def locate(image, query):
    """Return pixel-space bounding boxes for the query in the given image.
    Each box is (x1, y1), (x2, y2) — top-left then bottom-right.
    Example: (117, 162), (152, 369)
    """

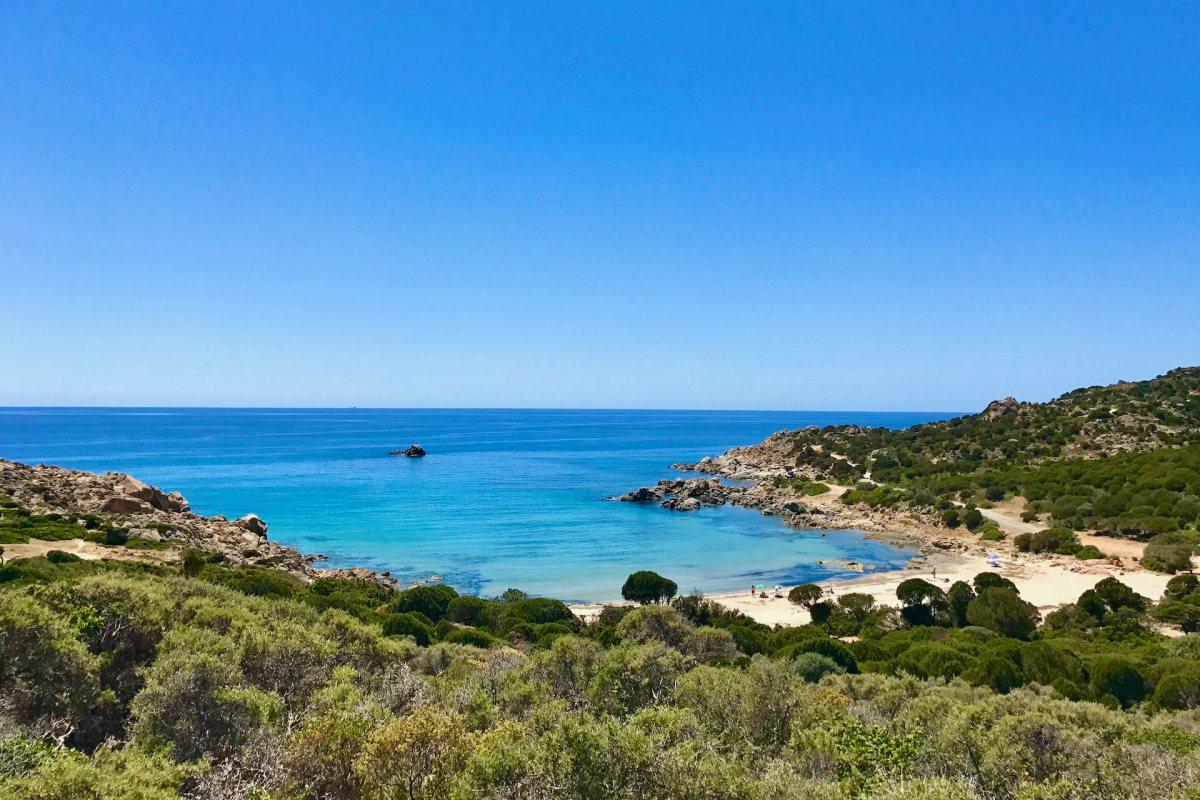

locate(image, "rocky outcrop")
(0, 458), (315, 576)
(390, 445), (426, 457)
(236, 514), (268, 537)
(981, 396), (1020, 420)
(101, 495), (153, 514)
(616, 478), (742, 511)
(672, 429), (811, 481)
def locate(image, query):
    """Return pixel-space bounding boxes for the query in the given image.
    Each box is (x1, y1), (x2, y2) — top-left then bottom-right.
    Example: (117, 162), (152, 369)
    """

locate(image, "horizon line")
(0, 404), (970, 416)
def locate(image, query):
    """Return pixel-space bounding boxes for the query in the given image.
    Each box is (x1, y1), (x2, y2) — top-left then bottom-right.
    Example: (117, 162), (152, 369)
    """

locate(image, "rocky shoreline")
(0, 458), (395, 586)
(615, 452), (970, 558)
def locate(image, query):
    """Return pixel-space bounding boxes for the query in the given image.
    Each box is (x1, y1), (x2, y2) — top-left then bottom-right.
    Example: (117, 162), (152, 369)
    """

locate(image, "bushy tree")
(620, 571), (678, 605)
(966, 588), (1039, 640)
(788, 583), (823, 608)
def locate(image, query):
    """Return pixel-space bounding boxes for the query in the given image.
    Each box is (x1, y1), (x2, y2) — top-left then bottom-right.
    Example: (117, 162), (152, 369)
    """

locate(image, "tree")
(1092, 577), (1149, 614)
(966, 588), (1039, 640)
(896, 578), (948, 627)
(946, 581), (975, 627)
(1141, 532), (1197, 573)
(962, 508), (984, 531)
(446, 596), (488, 627)
(1152, 664), (1200, 710)
(620, 571), (677, 605)
(1165, 573), (1200, 600)
(389, 585), (459, 621)
(808, 601), (834, 625)
(787, 583), (823, 609)
(973, 572), (1018, 594)
(1152, 600), (1200, 633)
(1086, 655), (1147, 708)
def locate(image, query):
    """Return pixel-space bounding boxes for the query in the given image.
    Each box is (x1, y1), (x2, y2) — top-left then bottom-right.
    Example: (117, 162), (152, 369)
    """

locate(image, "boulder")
(235, 514), (268, 537)
(669, 497), (702, 511)
(389, 444), (427, 457)
(165, 491), (190, 513)
(101, 496), (152, 514)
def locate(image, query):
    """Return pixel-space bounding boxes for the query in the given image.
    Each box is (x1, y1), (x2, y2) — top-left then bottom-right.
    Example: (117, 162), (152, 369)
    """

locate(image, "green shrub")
(1142, 531), (1197, 573)
(442, 627), (497, 648)
(389, 584), (459, 621)
(382, 612), (434, 645)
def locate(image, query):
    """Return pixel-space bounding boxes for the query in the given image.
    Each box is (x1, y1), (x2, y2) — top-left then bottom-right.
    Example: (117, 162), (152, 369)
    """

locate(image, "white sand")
(571, 549), (1179, 627)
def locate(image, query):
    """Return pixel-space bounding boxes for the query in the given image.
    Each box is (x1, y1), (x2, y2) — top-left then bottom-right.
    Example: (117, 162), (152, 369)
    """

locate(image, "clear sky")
(2, 3), (1197, 411)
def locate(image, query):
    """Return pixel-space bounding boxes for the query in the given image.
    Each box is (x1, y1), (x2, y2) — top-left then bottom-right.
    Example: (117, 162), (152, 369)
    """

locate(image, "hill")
(681, 368), (1200, 564)
(703, 367), (1200, 484)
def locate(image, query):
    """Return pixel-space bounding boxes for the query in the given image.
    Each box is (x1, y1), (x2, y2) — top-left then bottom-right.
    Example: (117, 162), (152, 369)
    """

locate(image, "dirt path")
(0, 538), (175, 565)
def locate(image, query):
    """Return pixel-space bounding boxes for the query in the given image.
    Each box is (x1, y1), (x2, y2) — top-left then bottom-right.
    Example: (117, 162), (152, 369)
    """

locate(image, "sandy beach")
(703, 548), (1174, 626)
(570, 492), (1184, 627)
(572, 547), (1176, 626)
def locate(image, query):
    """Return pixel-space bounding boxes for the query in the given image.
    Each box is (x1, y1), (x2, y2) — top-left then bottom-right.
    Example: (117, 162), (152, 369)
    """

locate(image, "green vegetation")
(783, 369), (1200, 570)
(2, 549), (1200, 799)
(771, 475), (830, 495)
(620, 569), (678, 605)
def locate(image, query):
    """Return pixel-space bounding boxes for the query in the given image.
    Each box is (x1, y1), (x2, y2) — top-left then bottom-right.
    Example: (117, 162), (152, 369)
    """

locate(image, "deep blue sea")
(0, 408), (957, 602)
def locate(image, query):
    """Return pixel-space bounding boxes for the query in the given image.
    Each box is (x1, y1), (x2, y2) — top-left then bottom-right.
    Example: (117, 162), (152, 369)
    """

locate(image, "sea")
(0, 407), (958, 602)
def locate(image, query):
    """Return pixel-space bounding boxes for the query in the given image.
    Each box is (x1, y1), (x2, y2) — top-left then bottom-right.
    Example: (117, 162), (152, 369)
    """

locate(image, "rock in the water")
(389, 444), (426, 457)
(667, 497), (702, 511)
(236, 514), (268, 537)
(615, 487), (659, 503)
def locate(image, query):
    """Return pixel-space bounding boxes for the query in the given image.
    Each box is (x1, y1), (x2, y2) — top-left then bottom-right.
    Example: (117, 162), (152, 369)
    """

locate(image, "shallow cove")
(0, 407), (957, 602)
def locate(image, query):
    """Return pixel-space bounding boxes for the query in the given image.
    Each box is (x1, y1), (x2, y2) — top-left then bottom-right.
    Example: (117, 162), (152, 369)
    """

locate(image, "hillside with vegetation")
(705, 368), (1200, 572)
(3, 529), (1200, 797)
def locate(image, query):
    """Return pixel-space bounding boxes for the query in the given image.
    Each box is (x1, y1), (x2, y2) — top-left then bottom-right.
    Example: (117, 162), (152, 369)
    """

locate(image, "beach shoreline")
(570, 542), (1175, 626)
(585, 464), (1183, 625)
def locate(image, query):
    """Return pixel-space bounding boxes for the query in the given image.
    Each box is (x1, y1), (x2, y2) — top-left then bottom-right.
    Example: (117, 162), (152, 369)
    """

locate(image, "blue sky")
(2, 3), (1197, 410)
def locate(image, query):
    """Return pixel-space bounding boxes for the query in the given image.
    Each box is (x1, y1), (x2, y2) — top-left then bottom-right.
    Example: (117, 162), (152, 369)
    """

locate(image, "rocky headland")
(0, 458), (393, 586)
(614, 471), (960, 554)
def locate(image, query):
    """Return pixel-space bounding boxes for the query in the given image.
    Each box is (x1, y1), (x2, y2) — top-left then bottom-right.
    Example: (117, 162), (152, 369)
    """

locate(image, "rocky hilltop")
(675, 366), (1200, 487)
(0, 458), (388, 584)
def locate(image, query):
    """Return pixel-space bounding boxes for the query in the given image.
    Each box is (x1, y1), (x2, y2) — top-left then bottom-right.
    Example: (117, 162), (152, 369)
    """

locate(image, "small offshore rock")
(390, 444), (426, 457)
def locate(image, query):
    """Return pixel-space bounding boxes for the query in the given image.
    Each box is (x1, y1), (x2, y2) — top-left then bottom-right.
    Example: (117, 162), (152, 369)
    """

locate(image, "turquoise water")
(0, 408), (956, 602)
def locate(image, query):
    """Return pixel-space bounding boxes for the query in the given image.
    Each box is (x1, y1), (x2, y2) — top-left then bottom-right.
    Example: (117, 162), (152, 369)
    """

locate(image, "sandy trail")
(0, 538), (175, 564)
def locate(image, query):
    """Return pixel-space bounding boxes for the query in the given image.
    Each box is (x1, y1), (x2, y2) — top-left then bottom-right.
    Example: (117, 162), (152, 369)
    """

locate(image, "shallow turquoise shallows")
(0, 408), (957, 602)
